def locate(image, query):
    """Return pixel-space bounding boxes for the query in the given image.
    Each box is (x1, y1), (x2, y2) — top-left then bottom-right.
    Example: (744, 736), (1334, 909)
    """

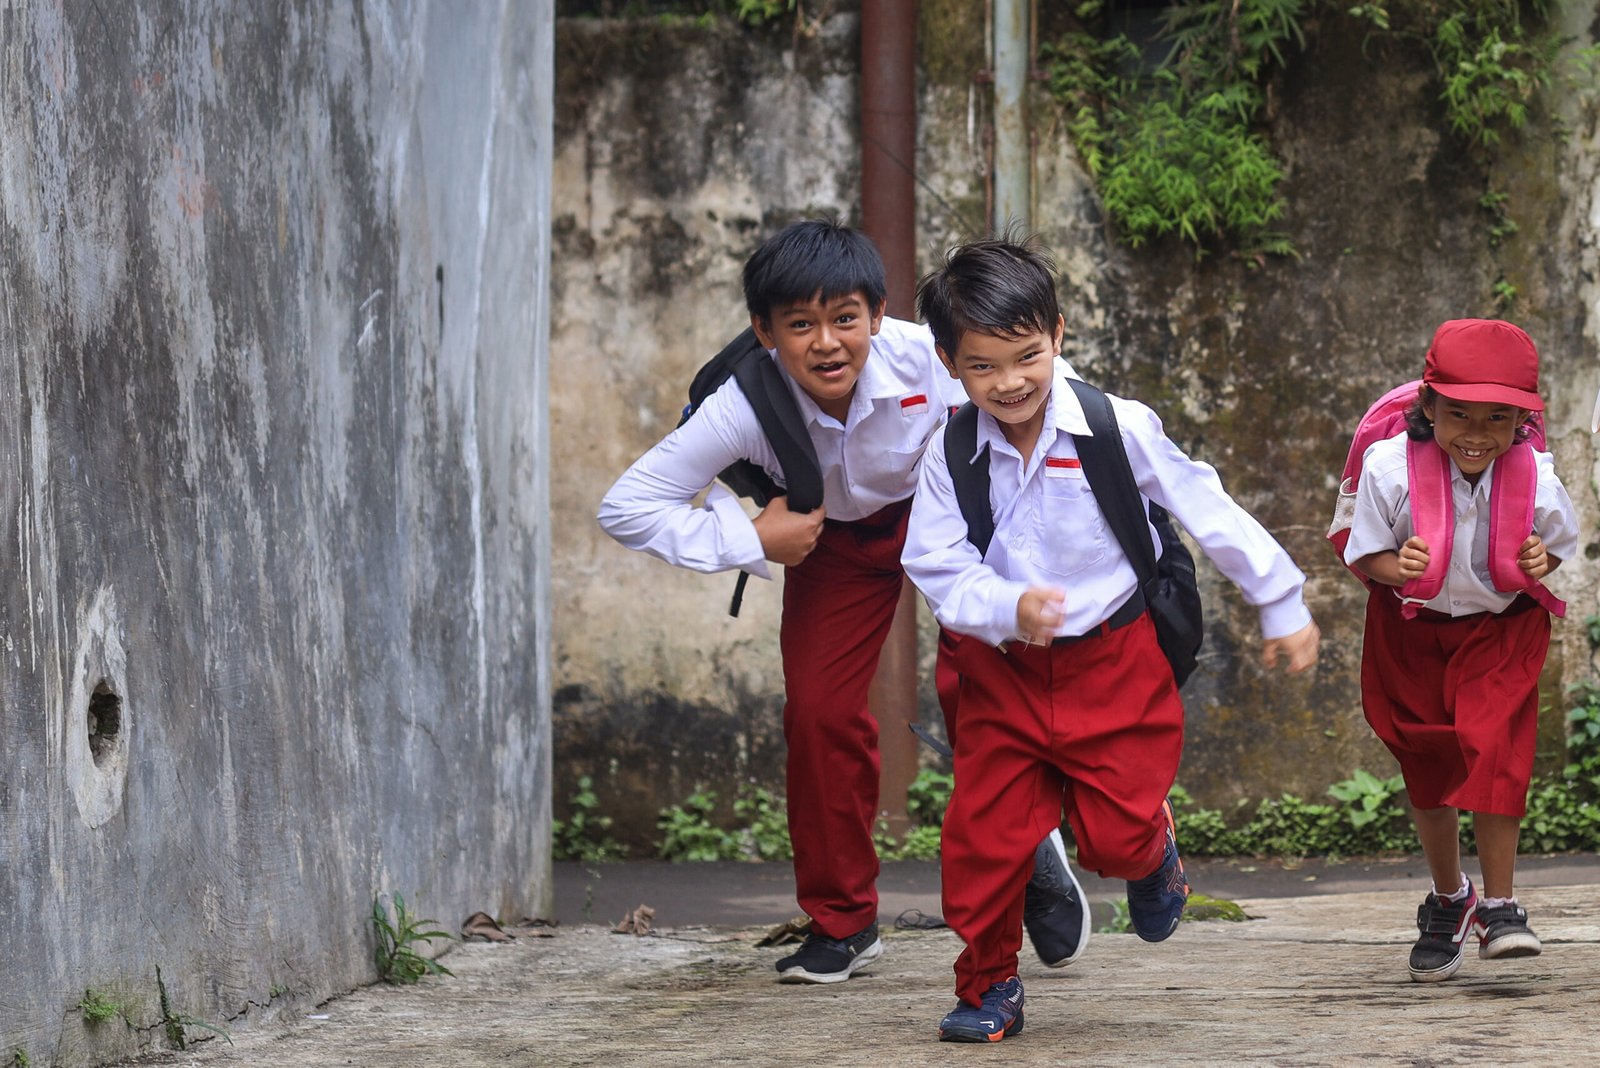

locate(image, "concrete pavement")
(118, 862), (1600, 1067)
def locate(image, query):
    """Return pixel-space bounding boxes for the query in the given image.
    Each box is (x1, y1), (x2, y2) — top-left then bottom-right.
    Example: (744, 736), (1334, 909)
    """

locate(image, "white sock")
(1433, 874), (1471, 902)
(1481, 895), (1517, 909)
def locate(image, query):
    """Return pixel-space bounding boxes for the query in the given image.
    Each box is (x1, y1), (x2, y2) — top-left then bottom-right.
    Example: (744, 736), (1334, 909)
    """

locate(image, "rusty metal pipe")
(860, 0), (917, 318)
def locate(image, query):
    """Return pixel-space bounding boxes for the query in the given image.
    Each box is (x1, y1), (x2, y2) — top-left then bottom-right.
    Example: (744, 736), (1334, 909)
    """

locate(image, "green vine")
(1044, 0), (1584, 263)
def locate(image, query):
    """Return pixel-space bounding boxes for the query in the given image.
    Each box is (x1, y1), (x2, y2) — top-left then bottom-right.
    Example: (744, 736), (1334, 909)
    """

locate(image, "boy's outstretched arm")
(1261, 620), (1320, 674)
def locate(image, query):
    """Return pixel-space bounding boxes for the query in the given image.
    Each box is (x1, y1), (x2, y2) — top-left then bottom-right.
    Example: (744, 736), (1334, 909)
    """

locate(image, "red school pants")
(942, 612), (1184, 1006)
(1361, 591), (1550, 817)
(780, 498), (913, 938)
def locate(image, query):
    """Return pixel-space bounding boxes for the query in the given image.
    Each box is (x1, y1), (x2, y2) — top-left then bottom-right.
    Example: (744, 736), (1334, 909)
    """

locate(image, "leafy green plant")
(1585, 613), (1600, 651)
(1326, 768), (1407, 829)
(553, 775), (622, 861)
(657, 789), (742, 861)
(730, 0), (794, 26)
(656, 785), (795, 860)
(77, 989), (125, 1025)
(906, 769), (954, 827)
(733, 786), (793, 860)
(1098, 898), (1132, 934)
(372, 893), (455, 985)
(10, 1049), (29, 1068)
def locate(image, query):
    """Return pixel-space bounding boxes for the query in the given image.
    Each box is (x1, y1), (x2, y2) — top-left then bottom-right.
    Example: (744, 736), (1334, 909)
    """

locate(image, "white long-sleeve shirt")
(902, 360), (1312, 648)
(598, 316), (967, 580)
(1342, 432), (1579, 616)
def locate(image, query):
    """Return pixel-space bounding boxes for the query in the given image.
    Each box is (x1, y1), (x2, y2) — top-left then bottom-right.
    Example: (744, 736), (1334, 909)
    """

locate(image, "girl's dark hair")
(742, 219), (887, 323)
(915, 231), (1060, 357)
(1406, 385), (1538, 442)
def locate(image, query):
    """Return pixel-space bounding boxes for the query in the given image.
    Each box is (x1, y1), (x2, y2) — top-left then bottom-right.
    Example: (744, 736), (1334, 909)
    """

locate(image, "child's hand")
(753, 496), (826, 566)
(1396, 536), (1430, 582)
(1262, 620), (1320, 674)
(1518, 534), (1551, 580)
(1015, 586), (1067, 645)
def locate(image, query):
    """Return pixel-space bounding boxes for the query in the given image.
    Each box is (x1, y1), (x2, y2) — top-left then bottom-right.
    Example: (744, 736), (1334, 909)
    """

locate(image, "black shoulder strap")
(1067, 378), (1157, 587)
(943, 402), (995, 557)
(730, 338), (824, 515)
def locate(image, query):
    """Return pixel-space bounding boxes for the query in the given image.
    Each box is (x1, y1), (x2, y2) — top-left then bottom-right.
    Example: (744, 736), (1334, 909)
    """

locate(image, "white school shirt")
(902, 360), (1312, 649)
(1341, 433), (1580, 616)
(598, 316), (967, 580)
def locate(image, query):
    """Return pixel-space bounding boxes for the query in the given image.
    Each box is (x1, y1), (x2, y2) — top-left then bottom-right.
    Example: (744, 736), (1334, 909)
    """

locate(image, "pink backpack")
(1327, 380), (1564, 618)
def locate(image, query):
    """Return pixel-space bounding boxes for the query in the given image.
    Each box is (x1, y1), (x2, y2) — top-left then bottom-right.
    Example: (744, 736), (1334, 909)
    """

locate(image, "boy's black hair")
(742, 219), (887, 324)
(915, 232), (1061, 357)
(1406, 385), (1536, 442)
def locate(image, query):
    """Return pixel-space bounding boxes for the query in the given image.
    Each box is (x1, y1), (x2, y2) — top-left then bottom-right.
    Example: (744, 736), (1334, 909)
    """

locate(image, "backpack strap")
(729, 342), (824, 514)
(1402, 438), (1565, 618)
(943, 402), (995, 556)
(1067, 379), (1158, 591)
(1488, 444), (1566, 617)
(1400, 437), (1455, 616)
(700, 333), (824, 618)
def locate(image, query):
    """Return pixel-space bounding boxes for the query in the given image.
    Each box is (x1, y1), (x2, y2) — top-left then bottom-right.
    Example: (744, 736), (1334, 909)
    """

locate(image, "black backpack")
(679, 327), (824, 616)
(943, 376), (1204, 688)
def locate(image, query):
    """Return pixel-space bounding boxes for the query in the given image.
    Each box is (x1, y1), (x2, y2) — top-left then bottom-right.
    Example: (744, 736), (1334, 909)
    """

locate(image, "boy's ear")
(750, 314), (775, 350)
(1051, 314), (1065, 354)
(935, 344), (960, 379)
(868, 300), (885, 335)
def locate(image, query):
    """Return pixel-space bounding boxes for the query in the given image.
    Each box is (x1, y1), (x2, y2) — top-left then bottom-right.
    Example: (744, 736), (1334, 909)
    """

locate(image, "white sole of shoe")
(777, 938), (883, 984)
(1480, 931), (1542, 960)
(1408, 948), (1465, 983)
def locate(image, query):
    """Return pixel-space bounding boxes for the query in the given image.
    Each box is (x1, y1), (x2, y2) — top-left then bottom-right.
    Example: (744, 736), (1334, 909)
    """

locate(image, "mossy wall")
(551, 8), (1600, 849)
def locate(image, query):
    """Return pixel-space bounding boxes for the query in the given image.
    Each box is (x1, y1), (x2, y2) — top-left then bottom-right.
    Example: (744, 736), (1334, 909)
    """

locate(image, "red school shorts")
(1360, 590), (1551, 817)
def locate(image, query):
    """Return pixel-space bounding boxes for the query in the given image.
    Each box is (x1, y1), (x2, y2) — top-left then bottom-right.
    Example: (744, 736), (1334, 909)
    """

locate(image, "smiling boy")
(600, 220), (1099, 984)
(902, 235), (1320, 1041)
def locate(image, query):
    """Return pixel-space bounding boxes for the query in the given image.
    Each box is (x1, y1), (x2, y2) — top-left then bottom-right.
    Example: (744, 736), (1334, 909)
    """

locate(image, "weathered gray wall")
(550, 8), (1600, 845)
(0, 2), (553, 1065)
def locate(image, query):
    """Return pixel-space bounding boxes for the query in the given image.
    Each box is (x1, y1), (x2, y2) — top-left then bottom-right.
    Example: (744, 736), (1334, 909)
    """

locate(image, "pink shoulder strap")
(1401, 439), (1564, 618)
(1399, 438), (1453, 614)
(1488, 444), (1566, 617)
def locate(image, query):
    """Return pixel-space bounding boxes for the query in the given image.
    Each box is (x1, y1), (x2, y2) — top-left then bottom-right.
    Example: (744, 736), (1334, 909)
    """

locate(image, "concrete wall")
(550, 8), (1600, 847)
(0, 2), (553, 1064)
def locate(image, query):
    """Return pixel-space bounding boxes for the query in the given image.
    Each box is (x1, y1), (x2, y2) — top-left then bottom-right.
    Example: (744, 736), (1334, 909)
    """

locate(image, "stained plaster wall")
(551, 7), (1600, 846)
(0, 2), (553, 1065)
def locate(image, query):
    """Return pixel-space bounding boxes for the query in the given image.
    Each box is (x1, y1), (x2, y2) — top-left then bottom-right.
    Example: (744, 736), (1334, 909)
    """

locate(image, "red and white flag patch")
(899, 393), (929, 416)
(1045, 456), (1083, 478)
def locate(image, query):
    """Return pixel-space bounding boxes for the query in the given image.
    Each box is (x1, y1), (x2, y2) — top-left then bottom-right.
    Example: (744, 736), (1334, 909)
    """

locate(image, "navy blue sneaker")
(1409, 880), (1477, 982)
(775, 922), (882, 984)
(938, 976), (1025, 1043)
(1023, 828), (1090, 967)
(1126, 799), (1188, 943)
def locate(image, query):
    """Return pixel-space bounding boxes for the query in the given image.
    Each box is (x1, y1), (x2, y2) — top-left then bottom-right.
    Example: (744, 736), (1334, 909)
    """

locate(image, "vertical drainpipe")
(861, 0), (920, 835)
(992, 0), (1030, 231)
(861, 0), (918, 317)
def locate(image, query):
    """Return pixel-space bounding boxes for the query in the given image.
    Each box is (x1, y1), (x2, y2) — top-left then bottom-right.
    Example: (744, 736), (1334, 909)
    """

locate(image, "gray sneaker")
(1023, 828), (1090, 967)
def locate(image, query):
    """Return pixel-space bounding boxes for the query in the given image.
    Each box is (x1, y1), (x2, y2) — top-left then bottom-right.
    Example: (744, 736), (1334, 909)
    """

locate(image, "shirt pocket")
(1029, 476), (1110, 579)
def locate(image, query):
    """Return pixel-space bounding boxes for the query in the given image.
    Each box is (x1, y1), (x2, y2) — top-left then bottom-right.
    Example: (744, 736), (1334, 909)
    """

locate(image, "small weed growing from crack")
(155, 965), (232, 1051)
(77, 989), (126, 1025)
(373, 892), (455, 985)
(11, 1049), (31, 1068)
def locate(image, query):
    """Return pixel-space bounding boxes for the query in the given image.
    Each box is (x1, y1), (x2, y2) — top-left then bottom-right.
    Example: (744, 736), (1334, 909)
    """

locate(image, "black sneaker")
(1023, 828), (1090, 967)
(775, 922), (883, 984)
(938, 975), (1025, 1043)
(1408, 880), (1477, 982)
(1476, 901), (1542, 960)
(1126, 799), (1189, 943)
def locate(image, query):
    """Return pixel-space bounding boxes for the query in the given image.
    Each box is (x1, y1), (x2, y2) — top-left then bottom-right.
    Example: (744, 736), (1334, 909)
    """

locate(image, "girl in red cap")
(1343, 319), (1580, 982)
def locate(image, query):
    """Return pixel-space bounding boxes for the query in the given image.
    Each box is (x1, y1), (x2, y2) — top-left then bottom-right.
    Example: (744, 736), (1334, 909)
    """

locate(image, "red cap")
(1423, 319), (1543, 412)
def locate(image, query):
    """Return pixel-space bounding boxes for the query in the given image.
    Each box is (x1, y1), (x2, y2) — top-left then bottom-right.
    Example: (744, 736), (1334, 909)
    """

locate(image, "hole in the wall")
(88, 681), (122, 768)
(436, 263), (445, 340)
